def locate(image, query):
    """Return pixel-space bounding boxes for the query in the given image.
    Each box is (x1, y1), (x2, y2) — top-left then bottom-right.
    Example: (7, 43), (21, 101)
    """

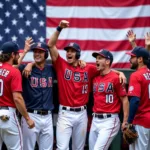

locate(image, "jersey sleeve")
(87, 64), (99, 79)
(114, 75), (127, 97)
(128, 73), (141, 97)
(11, 69), (22, 92)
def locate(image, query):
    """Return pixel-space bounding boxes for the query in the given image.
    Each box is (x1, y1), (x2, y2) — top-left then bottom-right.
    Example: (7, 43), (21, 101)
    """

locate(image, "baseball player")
(89, 49), (129, 150)
(0, 41), (35, 150)
(18, 41), (55, 150)
(126, 46), (150, 150)
(127, 30), (150, 69)
(47, 20), (127, 150)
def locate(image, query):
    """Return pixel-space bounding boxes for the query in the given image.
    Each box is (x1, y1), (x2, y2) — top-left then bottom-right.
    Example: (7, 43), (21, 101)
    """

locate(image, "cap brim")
(64, 46), (78, 51)
(31, 47), (46, 52)
(18, 50), (24, 53)
(126, 52), (136, 56)
(92, 52), (106, 58)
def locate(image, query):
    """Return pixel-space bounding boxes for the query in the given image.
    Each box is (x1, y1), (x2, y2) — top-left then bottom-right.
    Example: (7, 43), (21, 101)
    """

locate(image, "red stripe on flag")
(47, 0), (150, 7)
(46, 39), (145, 51)
(47, 17), (150, 29)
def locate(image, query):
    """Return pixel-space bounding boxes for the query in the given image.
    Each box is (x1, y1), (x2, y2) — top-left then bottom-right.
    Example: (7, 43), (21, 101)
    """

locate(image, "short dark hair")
(0, 53), (11, 63)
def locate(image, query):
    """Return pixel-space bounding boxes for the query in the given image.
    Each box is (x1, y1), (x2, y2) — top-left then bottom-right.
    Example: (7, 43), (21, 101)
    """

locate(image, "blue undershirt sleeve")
(128, 96), (140, 123)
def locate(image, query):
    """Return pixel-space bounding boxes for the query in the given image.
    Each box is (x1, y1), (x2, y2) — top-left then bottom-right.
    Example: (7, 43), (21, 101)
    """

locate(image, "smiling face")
(96, 55), (111, 71)
(66, 48), (77, 64)
(33, 49), (45, 64)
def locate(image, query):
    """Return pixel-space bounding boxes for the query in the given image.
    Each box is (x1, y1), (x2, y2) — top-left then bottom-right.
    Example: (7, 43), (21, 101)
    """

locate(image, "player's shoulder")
(109, 70), (119, 79)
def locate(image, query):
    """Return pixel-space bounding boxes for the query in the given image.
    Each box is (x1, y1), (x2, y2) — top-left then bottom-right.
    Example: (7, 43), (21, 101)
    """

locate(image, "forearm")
(48, 29), (61, 48)
(130, 41), (137, 49)
(14, 52), (27, 68)
(145, 45), (150, 52)
(14, 97), (30, 121)
(121, 96), (129, 123)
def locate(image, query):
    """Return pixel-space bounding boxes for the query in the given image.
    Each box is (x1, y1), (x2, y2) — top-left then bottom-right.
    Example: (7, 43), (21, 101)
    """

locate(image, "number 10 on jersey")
(106, 94), (114, 103)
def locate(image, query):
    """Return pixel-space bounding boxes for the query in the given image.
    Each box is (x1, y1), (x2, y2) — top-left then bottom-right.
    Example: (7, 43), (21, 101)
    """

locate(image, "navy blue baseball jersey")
(19, 64), (56, 110)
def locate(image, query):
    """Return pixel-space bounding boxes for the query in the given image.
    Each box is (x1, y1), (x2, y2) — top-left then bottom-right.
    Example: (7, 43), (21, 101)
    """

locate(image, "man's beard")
(13, 58), (18, 65)
(130, 62), (138, 69)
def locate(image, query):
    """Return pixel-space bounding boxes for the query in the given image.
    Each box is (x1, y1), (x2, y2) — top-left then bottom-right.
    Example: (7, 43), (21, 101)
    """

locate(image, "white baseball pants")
(0, 107), (23, 150)
(89, 114), (120, 150)
(130, 125), (150, 150)
(56, 105), (88, 150)
(21, 113), (53, 150)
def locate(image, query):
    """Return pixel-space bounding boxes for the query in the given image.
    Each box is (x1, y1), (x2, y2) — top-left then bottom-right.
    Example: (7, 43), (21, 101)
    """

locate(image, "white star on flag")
(12, 4), (17, 10)
(11, 35), (18, 42)
(32, 13), (38, 19)
(12, 19), (17, 25)
(32, 29), (38, 35)
(5, 27), (10, 34)
(5, 11), (10, 17)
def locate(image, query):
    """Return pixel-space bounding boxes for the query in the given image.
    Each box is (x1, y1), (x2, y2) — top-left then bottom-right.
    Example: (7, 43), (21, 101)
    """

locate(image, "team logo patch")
(37, 42), (42, 47)
(129, 86), (134, 92)
(69, 42), (74, 46)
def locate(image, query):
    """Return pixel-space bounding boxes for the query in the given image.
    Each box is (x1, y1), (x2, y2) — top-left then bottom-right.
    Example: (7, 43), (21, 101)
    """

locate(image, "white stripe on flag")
(46, 27), (150, 41)
(46, 5), (150, 18)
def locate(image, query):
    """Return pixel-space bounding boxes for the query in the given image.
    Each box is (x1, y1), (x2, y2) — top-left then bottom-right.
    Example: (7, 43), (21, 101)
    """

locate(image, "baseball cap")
(30, 42), (49, 52)
(126, 46), (149, 59)
(64, 42), (81, 52)
(92, 49), (113, 62)
(0, 41), (20, 54)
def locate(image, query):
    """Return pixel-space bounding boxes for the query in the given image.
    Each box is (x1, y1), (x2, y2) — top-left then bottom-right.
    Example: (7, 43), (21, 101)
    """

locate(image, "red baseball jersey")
(53, 55), (98, 107)
(93, 71), (127, 113)
(0, 63), (22, 107)
(128, 67), (150, 128)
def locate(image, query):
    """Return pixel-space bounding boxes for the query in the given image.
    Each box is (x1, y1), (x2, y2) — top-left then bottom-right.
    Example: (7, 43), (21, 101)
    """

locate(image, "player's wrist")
(25, 116), (30, 121)
(56, 26), (62, 32)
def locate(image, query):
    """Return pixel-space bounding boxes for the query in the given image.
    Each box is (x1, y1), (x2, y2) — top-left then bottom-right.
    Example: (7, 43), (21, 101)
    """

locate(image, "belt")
(62, 106), (86, 112)
(93, 113), (111, 119)
(27, 109), (51, 115)
(0, 106), (9, 110)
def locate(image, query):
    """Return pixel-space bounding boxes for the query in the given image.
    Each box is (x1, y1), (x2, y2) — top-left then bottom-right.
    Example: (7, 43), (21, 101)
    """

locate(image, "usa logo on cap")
(37, 42), (42, 48)
(69, 43), (74, 46)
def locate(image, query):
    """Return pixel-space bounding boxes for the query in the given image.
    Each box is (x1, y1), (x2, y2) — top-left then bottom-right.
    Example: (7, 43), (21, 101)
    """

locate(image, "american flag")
(0, 0), (150, 68)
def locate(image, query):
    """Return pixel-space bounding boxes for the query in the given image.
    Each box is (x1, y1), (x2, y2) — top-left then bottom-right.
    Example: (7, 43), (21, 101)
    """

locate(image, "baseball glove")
(0, 115), (10, 122)
(123, 124), (138, 144)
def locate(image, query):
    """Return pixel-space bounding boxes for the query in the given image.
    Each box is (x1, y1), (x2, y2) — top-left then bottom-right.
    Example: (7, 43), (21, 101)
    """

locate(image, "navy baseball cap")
(92, 49), (113, 62)
(0, 41), (20, 54)
(30, 42), (49, 52)
(126, 46), (149, 59)
(64, 42), (81, 52)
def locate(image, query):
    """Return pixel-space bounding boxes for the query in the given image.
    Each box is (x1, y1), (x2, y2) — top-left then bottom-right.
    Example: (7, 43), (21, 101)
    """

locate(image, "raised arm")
(48, 20), (69, 62)
(145, 32), (150, 51)
(14, 37), (34, 68)
(126, 30), (137, 48)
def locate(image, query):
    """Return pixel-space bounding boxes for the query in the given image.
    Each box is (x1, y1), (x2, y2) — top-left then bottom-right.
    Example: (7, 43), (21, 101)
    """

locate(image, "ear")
(11, 52), (15, 58)
(137, 57), (143, 63)
(106, 59), (111, 65)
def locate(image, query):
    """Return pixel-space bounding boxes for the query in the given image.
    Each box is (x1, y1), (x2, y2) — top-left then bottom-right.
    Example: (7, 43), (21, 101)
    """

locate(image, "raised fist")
(59, 20), (69, 28)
